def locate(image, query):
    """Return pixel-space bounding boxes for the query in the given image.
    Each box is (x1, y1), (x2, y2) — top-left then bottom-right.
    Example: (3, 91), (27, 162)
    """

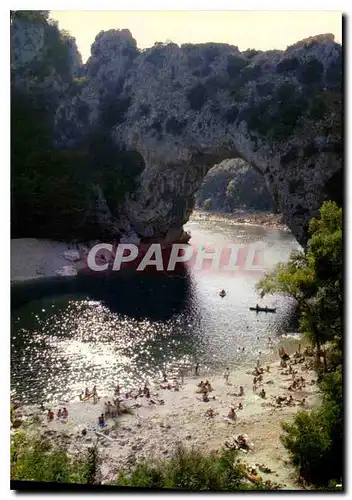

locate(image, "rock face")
(53, 31), (342, 246)
(11, 15), (83, 107)
(11, 18), (341, 246)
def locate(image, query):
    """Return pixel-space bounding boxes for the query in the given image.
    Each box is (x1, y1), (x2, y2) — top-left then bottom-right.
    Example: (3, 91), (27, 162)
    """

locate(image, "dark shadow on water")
(11, 268), (194, 321)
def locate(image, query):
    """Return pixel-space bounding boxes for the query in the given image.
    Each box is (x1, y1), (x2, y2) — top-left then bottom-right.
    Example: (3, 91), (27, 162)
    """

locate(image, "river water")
(11, 213), (301, 405)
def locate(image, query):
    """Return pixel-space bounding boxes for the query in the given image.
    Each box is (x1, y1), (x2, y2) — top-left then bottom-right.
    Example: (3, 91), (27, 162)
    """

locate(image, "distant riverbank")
(193, 210), (288, 231)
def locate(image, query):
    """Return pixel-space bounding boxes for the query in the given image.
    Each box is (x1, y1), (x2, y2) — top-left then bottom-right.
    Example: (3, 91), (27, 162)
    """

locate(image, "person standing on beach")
(195, 363), (200, 376)
(224, 367), (230, 384)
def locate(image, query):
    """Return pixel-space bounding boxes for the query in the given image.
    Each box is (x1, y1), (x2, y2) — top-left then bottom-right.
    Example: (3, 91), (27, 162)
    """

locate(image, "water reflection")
(11, 217), (300, 405)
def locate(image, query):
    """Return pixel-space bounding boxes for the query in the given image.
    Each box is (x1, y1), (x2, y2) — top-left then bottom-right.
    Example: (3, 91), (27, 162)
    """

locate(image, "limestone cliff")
(11, 16), (341, 246)
(54, 31), (342, 246)
(11, 13), (83, 107)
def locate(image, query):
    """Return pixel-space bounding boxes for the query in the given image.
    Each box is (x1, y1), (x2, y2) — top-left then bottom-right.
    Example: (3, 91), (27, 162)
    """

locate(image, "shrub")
(276, 83), (297, 102)
(281, 409), (332, 485)
(288, 178), (304, 193)
(281, 146), (299, 165)
(297, 57), (324, 86)
(281, 367), (343, 487)
(237, 65), (262, 84)
(226, 55), (247, 78)
(11, 10), (50, 22)
(238, 101), (272, 136)
(70, 76), (86, 96)
(325, 59), (342, 89)
(100, 95), (131, 128)
(150, 120), (162, 134)
(187, 53), (203, 68)
(138, 104), (151, 118)
(256, 82), (273, 98)
(165, 117), (186, 135)
(122, 46), (138, 59)
(193, 66), (212, 77)
(110, 446), (279, 491)
(276, 57), (300, 73)
(270, 97), (309, 141)
(321, 141), (343, 157)
(303, 142), (319, 157)
(76, 100), (90, 122)
(243, 49), (260, 59)
(11, 432), (97, 483)
(187, 83), (208, 111)
(202, 44), (220, 64)
(309, 97), (327, 121)
(145, 45), (166, 67)
(225, 106), (239, 124)
(44, 21), (72, 81)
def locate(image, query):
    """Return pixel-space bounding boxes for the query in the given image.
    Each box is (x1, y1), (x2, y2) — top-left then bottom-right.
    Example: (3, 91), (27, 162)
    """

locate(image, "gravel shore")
(11, 238), (87, 282)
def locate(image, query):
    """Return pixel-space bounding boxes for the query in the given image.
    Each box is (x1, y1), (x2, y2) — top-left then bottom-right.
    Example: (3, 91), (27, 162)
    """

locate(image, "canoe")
(249, 307), (276, 313)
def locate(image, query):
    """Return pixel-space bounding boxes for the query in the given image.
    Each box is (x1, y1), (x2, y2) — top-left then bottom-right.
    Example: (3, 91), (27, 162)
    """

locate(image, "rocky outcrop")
(11, 14), (83, 107)
(53, 31), (342, 246)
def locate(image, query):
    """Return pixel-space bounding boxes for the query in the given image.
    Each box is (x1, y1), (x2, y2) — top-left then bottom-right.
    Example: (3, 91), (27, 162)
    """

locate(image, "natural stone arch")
(54, 30), (342, 246)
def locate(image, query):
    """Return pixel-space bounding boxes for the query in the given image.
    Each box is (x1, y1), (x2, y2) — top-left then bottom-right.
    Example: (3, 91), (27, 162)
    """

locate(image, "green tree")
(256, 201), (342, 354)
(257, 201), (343, 488)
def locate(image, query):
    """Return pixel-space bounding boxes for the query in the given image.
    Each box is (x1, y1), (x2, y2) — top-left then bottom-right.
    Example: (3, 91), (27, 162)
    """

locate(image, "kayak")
(249, 307), (276, 313)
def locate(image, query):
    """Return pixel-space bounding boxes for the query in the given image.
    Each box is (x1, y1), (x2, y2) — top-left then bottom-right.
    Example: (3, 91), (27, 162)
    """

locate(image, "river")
(11, 212), (301, 405)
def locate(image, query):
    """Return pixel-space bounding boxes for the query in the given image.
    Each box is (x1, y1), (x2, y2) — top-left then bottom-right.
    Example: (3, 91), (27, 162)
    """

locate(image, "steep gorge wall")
(11, 18), (342, 246)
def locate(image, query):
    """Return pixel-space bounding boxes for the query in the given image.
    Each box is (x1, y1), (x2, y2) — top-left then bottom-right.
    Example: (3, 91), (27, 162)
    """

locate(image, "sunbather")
(227, 407), (237, 420)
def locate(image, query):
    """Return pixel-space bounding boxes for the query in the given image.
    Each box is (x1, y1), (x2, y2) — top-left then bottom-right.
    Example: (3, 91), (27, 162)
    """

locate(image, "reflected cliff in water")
(12, 267), (193, 321)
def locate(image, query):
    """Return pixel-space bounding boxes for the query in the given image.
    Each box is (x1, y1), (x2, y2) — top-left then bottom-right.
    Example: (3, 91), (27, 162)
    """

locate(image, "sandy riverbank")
(11, 238), (88, 282)
(13, 349), (320, 490)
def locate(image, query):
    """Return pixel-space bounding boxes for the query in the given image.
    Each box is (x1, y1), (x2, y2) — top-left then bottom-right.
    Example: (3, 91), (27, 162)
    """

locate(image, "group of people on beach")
(199, 343), (312, 422)
(94, 378), (169, 427)
(47, 407), (68, 421)
(80, 386), (99, 404)
(270, 345), (311, 407)
(197, 379), (214, 402)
